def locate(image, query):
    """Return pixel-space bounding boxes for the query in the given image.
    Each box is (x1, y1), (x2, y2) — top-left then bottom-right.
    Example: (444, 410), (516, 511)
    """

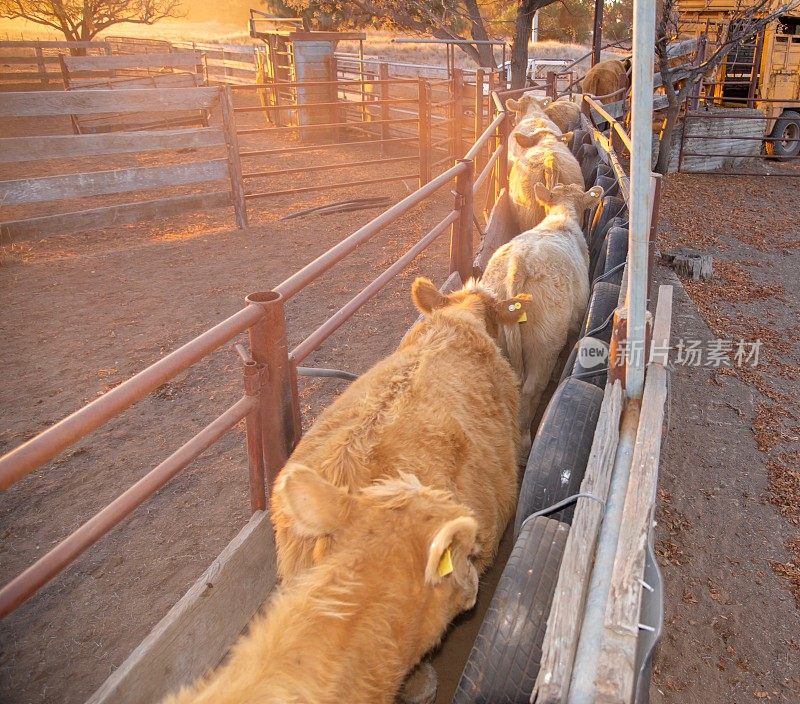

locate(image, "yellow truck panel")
(678, 0), (800, 156)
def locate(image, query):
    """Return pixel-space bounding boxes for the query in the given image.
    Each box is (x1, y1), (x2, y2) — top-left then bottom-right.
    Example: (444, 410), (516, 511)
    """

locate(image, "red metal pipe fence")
(0, 97), (510, 618)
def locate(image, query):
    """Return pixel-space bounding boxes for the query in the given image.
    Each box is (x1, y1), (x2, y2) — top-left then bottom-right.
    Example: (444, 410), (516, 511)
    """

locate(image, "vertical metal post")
(379, 62), (390, 156)
(242, 358), (266, 512)
(546, 70), (557, 99)
(625, 0), (656, 401)
(450, 159), (475, 281)
(220, 86), (249, 230)
(498, 112), (510, 193)
(418, 78), (432, 187)
(474, 68), (485, 143)
(452, 67), (465, 159)
(327, 54), (341, 143)
(245, 292), (301, 491)
(608, 307), (628, 389)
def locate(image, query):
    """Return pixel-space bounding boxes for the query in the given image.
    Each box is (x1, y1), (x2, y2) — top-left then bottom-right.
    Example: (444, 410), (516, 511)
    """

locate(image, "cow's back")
(510, 140), (584, 232)
(271, 323), (519, 579)
(581, 59), (628, 103)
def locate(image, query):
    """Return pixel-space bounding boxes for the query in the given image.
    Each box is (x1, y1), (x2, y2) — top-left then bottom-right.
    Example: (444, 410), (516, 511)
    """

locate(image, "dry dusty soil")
(650, 174), (800, 703)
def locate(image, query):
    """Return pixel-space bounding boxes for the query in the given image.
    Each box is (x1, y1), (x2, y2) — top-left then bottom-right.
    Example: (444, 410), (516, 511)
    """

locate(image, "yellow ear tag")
(438, 547), (454, 577)
(518, 311), (528, 323)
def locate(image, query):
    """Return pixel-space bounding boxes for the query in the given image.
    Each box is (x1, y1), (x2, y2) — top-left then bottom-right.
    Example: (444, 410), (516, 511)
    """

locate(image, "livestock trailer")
(679, 0), (800, 156)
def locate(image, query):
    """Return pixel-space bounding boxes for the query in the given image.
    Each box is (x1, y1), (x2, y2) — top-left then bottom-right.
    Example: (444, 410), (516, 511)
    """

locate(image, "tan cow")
(506, 93), (561, 165)
(580, 59), (629, 104)
(544, 98), (582, 133)
(163, 468), (481, 704)
(481, 183), (603, 455)
(271, 278), (529, 582)
(509, 128), (584, 232)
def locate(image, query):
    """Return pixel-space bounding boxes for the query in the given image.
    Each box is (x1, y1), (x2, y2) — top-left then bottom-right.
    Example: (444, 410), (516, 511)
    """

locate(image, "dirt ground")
(650, 174), (800, 703)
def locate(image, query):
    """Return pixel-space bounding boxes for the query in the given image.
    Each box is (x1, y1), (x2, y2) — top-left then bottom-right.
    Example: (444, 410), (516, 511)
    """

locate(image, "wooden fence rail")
(0, 40), (111, 86)
(0, 86), (247, 241)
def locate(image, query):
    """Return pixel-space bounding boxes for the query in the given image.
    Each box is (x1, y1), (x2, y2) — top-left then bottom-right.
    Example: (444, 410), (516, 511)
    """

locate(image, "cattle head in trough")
(514, 129), (573, 150)
(279, 464), (481, 625)
(506, 93), (551, 117)
(411, 277), (532, 340)
(533, 183), (604, 221)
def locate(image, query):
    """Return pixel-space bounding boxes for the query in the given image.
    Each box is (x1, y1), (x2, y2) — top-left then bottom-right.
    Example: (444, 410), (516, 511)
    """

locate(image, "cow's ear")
(534, 182), (553, 206)
(493, 293), (533, 326)
(425, 516), (478, 585)
(506, 98), (520, 112)
(560, 130), (574, 144)
(584, 185), (604, 208)
(277, 464), (352, 538)
(515, 131), (548, 149)
(412, 277), (448, 314)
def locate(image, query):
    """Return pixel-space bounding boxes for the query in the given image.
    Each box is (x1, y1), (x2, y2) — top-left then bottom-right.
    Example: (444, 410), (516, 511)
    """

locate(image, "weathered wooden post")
(35, 45), (48, 87)
(379, 62), (390, 156)
(418, 78), (432, 186)
(450, 159), (475, 281)
(220, 86), (249, 229)
(245, 292), (301, 491)
(452, 67), (465, 159)
(647, 173), (663, 297)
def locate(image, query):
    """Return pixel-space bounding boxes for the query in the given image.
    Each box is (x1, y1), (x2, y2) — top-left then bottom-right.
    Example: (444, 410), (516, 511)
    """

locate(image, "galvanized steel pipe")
(624, 0), (656, 400)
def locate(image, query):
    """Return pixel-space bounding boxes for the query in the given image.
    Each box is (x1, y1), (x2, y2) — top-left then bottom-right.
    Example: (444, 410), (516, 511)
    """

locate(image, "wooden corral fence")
(0, 105), (506, 703)
(173, 41), (258, 86)
(59, 51), (208, 133)
(0, 87), (247, 242)
(104, 35), (173, 55)
(0, 39), (111, 87)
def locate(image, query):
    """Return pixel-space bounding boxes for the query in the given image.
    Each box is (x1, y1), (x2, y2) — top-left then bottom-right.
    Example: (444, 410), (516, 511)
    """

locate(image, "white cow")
(481, 183), (603, 456)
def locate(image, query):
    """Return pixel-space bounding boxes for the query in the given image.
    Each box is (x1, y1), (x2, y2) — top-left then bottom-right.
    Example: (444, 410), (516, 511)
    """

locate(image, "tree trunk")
(655, 100), (681, 174)
(464, 0), (495, 67)
(511, 2), (535, 88)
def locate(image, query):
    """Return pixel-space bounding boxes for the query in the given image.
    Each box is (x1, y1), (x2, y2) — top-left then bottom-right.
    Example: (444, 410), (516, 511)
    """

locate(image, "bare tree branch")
(0, 0), (183, 41)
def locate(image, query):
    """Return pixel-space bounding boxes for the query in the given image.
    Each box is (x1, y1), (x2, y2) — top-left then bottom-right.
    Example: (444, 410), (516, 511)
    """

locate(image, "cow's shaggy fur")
(581, 59), (629, 104)
(163, 470), (481, 704)
(506, 93), (561, 165)
(509, 129), (584, 232)
(544, 98), (582, 133)
(271, 278), (529, 581)
(481, 183), (603, 456)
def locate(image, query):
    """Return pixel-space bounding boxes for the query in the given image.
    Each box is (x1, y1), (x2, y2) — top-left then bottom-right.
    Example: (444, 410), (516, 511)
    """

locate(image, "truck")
(679, 0), (800, 157)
